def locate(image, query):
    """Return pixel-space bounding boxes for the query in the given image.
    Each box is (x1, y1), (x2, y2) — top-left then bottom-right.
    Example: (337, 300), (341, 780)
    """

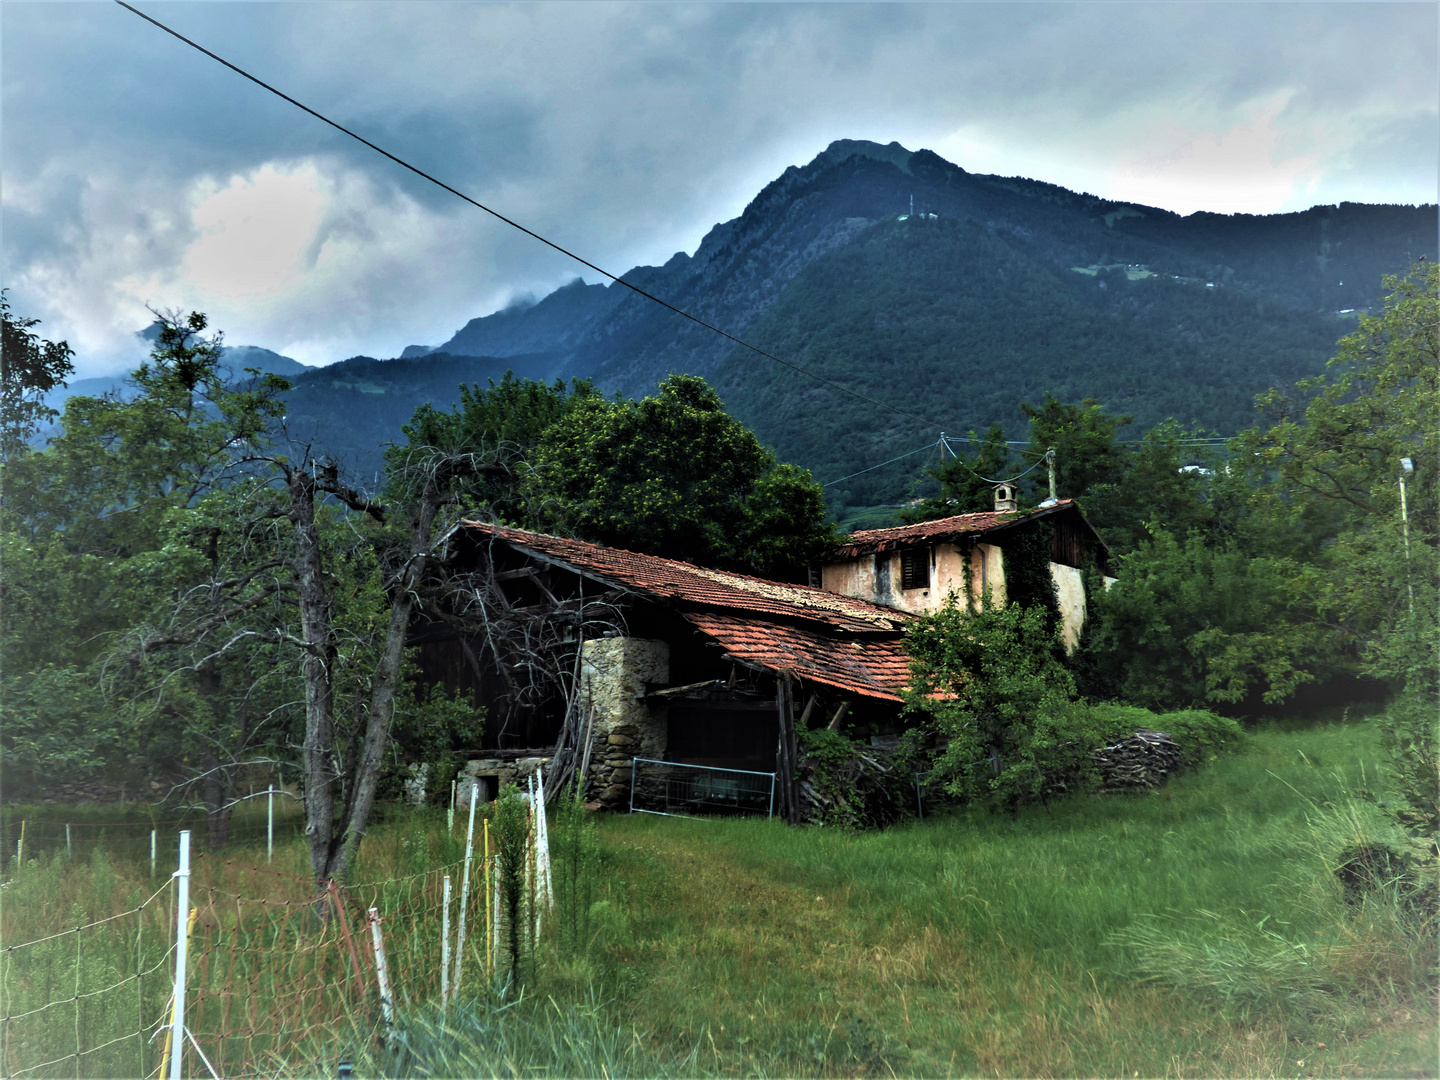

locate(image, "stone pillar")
(578, 637), (669, 808)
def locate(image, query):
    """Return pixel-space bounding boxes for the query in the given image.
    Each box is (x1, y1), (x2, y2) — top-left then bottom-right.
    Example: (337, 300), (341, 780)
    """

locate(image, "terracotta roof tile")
(682, 613), (912, 702)
(461, 522), (912, 633)
(828, 500), (1077, 557)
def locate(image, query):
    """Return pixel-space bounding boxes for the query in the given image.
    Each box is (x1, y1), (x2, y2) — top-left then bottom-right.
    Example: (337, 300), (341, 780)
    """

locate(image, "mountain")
(407, 140), (1432, 507)
(48, 342), (312, 407)
(55, 143), (1430, 505)
(277, 350), (563, 479)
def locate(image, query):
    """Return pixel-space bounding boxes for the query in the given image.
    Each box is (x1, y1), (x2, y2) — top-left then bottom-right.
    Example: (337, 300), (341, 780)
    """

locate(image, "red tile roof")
(457, 522), (916, 701)
(461, 522), (911, 633)
(828, 500), (1078, 557)
(682, 613), (912, 702)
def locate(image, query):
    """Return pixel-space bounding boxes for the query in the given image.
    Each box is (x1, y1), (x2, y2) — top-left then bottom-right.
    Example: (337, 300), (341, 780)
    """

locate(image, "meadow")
(3, 714), (1435, 1078)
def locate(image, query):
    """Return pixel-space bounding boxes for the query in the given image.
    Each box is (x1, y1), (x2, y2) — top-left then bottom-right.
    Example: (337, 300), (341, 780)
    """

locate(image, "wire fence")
(1, 802), (306, 871)
(629, 758), (776, 818)
(1, 878), (176, 1079)
(2, 779), (558, 1079)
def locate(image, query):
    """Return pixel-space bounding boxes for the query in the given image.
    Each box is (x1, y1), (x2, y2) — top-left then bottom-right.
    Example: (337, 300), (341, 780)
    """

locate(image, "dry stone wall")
(578, 637), (670, 808)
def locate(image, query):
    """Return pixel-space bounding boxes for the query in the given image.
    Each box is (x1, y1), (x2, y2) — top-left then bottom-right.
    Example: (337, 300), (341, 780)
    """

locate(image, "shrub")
(1080, 703), (1243, 762)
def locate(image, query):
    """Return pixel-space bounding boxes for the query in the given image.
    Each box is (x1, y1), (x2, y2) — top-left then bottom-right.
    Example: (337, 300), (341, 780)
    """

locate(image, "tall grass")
(5, 718), (1435, 1077)
(580, 719), (1436, 1077)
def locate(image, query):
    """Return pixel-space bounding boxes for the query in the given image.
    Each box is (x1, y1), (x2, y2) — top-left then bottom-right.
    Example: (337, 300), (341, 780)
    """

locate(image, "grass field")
(4, 715), (1436, 1078)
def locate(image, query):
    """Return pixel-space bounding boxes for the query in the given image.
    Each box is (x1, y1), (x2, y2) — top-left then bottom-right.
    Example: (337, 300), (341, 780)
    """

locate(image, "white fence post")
(368, 908), (395, 1034)
(267, 785), (274, 863)
(150, 830), (157, 878)
(65, 824), (72, 860)
(535, 766), (553, 911)
(452, 778), (478, 1002)
(168, 830), (191, 1080)
(440, 874), (452, 1006)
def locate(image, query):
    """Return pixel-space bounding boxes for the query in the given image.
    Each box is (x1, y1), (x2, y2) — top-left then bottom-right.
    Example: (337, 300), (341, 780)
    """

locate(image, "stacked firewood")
(796, 746), (913, 828)
(1091, 729), (1183, 790)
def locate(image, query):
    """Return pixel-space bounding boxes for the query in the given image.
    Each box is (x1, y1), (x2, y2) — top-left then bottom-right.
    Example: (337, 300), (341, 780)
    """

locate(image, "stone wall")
(456, 755), (550, 809)
(578, 637), (670, 808)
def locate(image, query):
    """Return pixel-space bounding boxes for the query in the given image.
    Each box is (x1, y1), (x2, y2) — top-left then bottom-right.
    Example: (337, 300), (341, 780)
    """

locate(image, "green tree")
(0, 310), (290, 811)
(0, 292), (74, 461)
(903, 598), (1078, 810)
(1020, 393), (1133, 504)
(386, 373), (596, 524)
(524, 374), (839, 579)
(1243, 261), (1438, 846)
(900, 423), (1013, 522)
(1075, 529), (1333, 709)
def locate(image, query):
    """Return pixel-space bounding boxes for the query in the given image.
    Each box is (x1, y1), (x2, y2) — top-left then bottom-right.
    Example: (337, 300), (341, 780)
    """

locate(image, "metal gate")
(628, 758), (776, 818)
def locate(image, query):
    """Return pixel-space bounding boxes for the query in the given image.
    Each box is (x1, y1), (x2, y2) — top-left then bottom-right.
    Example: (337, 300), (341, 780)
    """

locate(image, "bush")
(1158, 708), (1246, 760)
(1080, 703), (1243, 762)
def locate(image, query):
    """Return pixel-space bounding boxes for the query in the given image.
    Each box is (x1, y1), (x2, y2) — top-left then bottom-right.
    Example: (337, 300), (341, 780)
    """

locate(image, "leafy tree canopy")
(0, 291), (74, 462)
(523, 374), (839, 579)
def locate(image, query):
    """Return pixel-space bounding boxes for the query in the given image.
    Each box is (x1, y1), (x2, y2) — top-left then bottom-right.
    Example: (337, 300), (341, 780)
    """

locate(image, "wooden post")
(775, 673), (799, 824)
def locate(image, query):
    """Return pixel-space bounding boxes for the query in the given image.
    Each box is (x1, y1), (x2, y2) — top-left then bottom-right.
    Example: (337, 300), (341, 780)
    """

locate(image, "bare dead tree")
(428, 527), (628, 798)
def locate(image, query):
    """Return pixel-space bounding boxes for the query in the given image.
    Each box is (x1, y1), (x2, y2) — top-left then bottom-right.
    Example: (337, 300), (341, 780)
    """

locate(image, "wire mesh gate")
(628, 758), (776, 818)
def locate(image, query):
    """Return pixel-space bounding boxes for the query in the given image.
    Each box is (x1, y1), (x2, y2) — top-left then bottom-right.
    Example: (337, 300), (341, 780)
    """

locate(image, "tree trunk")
(329, 487), (443, 882)
(288, 469), (339, 885)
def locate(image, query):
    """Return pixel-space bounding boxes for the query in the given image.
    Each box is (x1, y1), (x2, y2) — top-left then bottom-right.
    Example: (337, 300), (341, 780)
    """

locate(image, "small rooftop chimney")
(993, 482), (1017, 513)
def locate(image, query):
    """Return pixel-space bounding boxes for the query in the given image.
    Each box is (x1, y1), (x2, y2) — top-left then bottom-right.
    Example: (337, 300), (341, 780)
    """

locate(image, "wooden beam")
(825, 701), (850, 731)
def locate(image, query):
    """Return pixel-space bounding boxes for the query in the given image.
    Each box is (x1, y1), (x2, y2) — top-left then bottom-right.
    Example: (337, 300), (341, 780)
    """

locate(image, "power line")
(822, 440), (941, 487)
(114, 0), (943, 432)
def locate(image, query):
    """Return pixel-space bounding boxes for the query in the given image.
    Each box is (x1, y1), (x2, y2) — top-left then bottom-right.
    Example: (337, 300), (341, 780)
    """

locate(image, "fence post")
(453, 777), (478, 1002)
(483, 818), (494, 981)
(535, 766), (553, 911)
(151, 830), (157, 879)
(66, 824), (72, 860)
(440, 874), (452, 1006)
(168, 830), (191, 1080)
(367, 908), (395, 1036)
(267, 785), (274, 863)
(448, 780), (456, 835)
(16, 820), (24, 866)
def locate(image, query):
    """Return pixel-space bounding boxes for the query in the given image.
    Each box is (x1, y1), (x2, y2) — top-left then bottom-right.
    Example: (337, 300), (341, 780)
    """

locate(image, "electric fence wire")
(113, 0), (945, 434)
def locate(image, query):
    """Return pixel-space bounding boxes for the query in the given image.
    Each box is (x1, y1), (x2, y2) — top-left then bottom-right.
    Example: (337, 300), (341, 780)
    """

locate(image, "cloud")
(3, 2), (1434, 377)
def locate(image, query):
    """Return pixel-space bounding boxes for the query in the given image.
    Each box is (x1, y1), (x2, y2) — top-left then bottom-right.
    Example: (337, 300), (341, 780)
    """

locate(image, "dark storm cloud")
(2, 2), (1434, 374)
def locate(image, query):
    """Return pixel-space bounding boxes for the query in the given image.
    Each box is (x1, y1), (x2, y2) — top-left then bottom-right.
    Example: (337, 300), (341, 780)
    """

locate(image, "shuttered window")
(901, 548), (929, 590)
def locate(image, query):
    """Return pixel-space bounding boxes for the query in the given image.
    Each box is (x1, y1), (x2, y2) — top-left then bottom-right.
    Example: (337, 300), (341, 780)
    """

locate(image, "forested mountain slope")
(150, 140), (1430, 498)
(408, 140), (1432, 505)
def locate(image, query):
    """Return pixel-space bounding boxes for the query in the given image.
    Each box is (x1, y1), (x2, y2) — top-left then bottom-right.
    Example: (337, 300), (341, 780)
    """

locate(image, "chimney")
(993, 482), (1017, 513)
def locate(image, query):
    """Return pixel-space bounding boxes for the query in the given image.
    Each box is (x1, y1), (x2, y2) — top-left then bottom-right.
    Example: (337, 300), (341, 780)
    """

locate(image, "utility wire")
(115, 0), (942, 432)
(822, 440), (941, 487)
(941, 436), (1049, 485)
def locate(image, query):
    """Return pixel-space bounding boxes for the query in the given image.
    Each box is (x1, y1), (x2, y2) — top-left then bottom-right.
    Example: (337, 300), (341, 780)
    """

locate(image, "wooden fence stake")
(368, 908), (395, 1036)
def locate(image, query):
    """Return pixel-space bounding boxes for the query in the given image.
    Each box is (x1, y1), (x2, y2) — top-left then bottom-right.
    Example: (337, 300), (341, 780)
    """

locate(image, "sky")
(3, 1), (1437, 379)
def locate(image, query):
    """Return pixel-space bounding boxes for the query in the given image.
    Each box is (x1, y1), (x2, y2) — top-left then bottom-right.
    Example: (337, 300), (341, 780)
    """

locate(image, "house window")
(901, 548), (929, 590)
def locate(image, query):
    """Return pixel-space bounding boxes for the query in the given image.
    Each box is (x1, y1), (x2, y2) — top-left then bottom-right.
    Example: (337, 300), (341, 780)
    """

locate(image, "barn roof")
(460, 522), (910, 633)
(456, 522), (914, 701)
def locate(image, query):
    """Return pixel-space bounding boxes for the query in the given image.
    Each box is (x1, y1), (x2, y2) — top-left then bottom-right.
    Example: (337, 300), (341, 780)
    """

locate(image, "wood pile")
(1092, 729), (1183, 790)
(797, 748), (911, 827)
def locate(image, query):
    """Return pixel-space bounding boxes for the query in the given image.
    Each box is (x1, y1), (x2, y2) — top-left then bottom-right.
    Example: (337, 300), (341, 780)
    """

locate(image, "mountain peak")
(809, 139), (915, 174)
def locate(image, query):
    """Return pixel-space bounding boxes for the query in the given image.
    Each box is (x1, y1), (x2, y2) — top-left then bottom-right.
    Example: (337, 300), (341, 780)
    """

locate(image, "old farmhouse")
(418, 489), (1109, 818)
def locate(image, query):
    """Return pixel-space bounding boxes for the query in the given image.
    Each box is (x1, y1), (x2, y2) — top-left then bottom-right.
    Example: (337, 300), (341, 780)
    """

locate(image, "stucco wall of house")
(820, 541), (1005, 614)
(1049, 562), (1087, 651)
